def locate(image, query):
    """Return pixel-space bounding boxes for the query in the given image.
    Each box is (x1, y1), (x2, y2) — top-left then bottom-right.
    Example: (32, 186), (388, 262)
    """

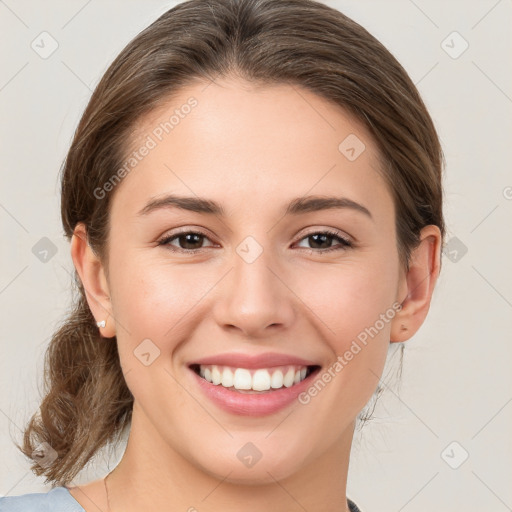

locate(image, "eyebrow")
(138, 194), (372, 219)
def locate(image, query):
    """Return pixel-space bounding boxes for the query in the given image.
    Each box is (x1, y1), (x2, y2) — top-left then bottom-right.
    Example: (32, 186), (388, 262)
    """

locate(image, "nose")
(212, 244), (296, 338)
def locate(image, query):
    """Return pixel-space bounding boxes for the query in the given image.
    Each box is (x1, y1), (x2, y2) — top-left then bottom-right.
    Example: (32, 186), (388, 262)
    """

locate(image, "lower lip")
(189, 367), (320, 417)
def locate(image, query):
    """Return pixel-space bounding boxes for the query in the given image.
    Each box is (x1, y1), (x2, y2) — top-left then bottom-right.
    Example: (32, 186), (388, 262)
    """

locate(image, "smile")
(188, 361), (321, 416)
(190, 364), (319, 393)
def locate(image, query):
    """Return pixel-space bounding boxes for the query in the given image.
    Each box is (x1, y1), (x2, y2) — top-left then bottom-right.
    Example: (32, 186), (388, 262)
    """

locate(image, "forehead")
(110, 78), (394, 225)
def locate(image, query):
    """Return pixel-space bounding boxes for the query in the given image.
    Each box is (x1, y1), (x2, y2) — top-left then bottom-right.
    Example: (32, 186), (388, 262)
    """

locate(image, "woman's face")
(96, 78), (409, 483)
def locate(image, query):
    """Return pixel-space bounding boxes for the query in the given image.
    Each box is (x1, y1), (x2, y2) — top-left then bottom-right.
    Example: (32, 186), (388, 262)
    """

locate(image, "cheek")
(294, 257), (398, 399)
(295, 257), (399, 343)
(110, 246), (398, 346)
(108, 258), (200, 405)
(108, 252), (218, 356)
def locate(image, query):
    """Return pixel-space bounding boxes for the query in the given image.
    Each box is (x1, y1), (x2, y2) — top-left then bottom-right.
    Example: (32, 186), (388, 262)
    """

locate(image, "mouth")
(189, 363), (321, 394)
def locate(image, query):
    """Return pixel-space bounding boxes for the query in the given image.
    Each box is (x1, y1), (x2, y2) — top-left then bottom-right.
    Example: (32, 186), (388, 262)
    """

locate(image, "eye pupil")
(180, 233), (203, 249)
(309, 233), (330, 249)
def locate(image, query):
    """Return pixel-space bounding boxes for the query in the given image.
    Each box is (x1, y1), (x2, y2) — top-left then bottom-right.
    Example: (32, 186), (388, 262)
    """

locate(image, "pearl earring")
(96, 320), (106, 328)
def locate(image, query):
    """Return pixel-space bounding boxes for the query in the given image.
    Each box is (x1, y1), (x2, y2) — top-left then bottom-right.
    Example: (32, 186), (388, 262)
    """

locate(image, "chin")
(192, 442), (311, 485)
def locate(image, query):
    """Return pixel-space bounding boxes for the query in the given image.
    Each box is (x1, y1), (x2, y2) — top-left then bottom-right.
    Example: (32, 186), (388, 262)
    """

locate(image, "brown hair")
(17, 0), (445, 486)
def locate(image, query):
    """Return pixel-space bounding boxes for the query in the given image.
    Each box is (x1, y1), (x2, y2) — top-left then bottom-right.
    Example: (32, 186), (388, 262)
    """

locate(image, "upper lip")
(189, 352), (321, 369)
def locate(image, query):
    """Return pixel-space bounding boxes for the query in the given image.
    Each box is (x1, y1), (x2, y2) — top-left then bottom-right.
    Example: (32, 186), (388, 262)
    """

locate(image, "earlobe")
(70, 223), (116, 338)
(390, 225), (442, 343)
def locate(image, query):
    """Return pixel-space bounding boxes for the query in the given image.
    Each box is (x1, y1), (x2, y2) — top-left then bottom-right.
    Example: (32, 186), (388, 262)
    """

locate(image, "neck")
(107, 406), (354, 512)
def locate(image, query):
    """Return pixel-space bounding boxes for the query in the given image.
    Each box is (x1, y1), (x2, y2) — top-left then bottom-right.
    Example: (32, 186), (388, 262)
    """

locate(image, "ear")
(70, 223), (116, 338)
(390, 225), (442, 343)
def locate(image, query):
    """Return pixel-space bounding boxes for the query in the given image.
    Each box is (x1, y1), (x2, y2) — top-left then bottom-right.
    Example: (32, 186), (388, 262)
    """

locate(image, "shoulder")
(0, 486), (85, 512)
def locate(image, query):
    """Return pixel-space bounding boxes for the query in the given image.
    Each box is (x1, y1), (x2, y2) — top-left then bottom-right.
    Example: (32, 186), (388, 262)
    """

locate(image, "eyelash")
(157, 229), (353, 254)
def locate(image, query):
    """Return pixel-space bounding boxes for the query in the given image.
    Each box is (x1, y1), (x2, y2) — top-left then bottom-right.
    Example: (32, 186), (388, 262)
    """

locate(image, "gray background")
(1, 1), (511, 510)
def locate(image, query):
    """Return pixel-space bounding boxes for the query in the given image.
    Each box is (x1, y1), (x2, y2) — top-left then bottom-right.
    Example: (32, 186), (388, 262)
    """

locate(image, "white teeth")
(221, 367), (234, 387)
(283, 368), (295, 387)
(270, 370), (284, 389)
(233, 368), (252, 390)
(211, 366), (222, 385)
(252, 369), (271, 391)
(197, 364), (311, 391)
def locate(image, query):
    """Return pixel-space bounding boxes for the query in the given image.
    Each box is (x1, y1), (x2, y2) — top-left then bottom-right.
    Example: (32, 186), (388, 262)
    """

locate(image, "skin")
(68, 77), (441, 512)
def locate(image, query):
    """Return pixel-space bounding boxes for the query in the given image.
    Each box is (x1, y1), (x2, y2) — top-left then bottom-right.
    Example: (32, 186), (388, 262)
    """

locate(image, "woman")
(0, 0), (444, 510)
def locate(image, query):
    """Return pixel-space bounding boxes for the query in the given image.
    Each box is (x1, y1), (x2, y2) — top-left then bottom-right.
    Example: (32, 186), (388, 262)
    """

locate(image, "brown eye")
(295, 230), (352, 253)
(158, 231), (215, 252)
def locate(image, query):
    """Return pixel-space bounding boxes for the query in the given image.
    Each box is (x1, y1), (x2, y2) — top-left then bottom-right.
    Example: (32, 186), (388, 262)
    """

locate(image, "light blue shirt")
(0, 486), (85, 511)
(0, 487), (363, 511)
